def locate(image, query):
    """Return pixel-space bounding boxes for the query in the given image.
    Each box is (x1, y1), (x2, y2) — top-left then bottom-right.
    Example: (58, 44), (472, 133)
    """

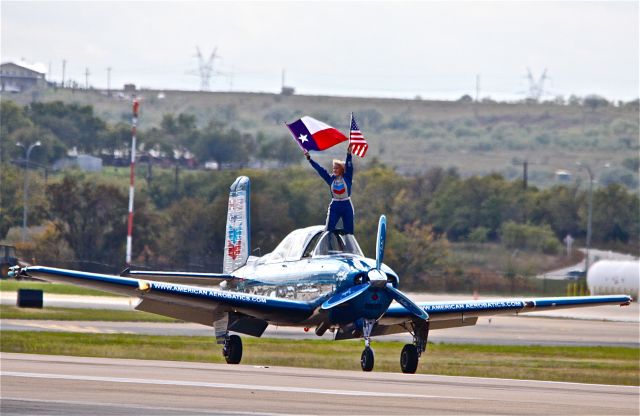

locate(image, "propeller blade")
(385, 284), (429, 321)
(321, 283), (370, 310)
(376, 215), (386, 270)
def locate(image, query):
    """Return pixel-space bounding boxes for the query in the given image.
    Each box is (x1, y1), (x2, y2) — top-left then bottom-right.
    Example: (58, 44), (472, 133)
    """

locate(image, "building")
(555, 169), (572, 182)
(0, 62), (47, 92)
(52, 154), (103, 172)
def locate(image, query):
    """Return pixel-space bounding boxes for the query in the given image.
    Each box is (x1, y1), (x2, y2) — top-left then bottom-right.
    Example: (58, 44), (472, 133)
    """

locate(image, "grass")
(0, 280), (121, 297)
(1, 331), (637, 385)
(0, 305), (176, 322)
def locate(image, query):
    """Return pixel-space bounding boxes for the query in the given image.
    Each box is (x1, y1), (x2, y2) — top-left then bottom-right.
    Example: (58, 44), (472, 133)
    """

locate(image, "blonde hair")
(332, 159), (346, 169)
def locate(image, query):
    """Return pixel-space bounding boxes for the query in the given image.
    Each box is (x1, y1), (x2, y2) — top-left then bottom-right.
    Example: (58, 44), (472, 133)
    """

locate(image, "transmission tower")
(526, 68), (549, 101)
(194, 46), (219, 91)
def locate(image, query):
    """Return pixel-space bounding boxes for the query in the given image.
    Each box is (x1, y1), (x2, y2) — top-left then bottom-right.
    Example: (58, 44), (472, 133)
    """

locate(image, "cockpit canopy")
(262, 226), (364, 263)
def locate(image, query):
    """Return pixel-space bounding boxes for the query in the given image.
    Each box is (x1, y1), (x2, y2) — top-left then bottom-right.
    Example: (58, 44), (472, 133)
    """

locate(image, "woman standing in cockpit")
(304, 145), (355, 235)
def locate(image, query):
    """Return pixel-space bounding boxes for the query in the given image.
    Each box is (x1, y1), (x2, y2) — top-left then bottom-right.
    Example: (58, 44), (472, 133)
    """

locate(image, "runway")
(3, 314), (639, 347)
(2, 353), (638, 415)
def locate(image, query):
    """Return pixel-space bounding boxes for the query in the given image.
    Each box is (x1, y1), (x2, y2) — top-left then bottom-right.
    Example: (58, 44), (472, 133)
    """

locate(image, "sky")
(1, 1), (638, 101)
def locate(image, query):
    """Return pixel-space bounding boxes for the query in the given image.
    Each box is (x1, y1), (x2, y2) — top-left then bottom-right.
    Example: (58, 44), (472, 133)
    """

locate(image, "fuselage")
(227, 226), (399, 325)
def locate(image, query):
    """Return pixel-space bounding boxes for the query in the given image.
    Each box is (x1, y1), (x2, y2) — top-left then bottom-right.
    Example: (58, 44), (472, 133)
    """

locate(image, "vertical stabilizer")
(223, 176), (251, 273)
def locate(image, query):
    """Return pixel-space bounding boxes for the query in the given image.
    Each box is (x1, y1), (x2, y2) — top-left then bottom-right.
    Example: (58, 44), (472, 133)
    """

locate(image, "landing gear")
(400, 321), (429, 374)
(360, 319), (376, 372)
(361, 347), (374, 371)
(223, 334), (243, 364)
(400, 344), (418, 373)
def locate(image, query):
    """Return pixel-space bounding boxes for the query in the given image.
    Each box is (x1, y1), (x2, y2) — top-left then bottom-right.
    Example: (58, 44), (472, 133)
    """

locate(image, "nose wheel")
(361, 347), (374, 371)
(360, 319), (376, 371)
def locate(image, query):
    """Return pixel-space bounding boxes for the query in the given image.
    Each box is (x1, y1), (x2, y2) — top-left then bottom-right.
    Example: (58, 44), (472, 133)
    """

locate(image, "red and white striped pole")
(126, 98), (139, 266)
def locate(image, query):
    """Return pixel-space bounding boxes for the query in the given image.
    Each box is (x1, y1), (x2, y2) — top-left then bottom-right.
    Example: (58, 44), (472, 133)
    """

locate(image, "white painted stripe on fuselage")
(2, 371), (483, 400)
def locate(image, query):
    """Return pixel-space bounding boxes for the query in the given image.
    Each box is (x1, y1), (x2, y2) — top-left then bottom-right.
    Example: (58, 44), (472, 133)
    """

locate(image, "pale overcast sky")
(2, 1), (638, 101)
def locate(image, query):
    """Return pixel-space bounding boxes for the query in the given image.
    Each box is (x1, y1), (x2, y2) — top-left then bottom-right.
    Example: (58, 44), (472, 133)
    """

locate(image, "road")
(2, 353), (638, 416)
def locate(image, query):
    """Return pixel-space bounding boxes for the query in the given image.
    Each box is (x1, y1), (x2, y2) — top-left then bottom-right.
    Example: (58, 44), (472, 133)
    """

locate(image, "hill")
(3, 87), (638, 188)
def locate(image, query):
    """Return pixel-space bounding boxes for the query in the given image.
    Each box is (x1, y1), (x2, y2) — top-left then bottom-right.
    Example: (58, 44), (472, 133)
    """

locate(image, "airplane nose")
(367, 269), (387, 287)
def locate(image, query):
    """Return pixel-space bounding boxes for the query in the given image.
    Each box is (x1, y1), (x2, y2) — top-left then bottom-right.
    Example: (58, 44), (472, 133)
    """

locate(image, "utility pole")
(62, 59), (66, 87)
(474, 73), (481, 118)
(107, 67), (112, 96)
(576, 162), (594, 273)
(16, 141), (42, 242)
(126, 98), (140, 266)
(84, 67), (91, 89)
(194, 46), (219, 91)
(526, 68), (549, 102)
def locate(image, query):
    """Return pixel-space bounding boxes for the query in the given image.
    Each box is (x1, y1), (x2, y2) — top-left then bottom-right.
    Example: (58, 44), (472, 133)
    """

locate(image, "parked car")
(566, 269), (586, 280)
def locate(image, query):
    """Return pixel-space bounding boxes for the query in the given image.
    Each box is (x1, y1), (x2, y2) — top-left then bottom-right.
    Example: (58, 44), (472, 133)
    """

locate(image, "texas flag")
(286, 116), (348, 152)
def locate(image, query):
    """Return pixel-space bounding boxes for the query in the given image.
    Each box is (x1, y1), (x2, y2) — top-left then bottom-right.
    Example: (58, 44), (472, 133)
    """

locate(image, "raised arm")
(344, 150), (353, 181)
(305, 151), (332, 186)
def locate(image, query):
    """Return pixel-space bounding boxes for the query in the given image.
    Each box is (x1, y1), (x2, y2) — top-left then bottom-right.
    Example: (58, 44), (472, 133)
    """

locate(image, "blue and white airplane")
(12, 176), (632, 373)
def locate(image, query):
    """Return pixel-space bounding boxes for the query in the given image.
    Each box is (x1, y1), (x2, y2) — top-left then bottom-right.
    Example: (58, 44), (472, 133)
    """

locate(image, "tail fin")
(223, 176), (251, 273)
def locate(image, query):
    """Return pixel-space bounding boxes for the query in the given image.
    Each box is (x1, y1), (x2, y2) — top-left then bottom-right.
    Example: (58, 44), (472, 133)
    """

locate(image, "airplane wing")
(23, 266), (315, 331)
(363, 295), (633, 338)
(122, 269), (235, 286)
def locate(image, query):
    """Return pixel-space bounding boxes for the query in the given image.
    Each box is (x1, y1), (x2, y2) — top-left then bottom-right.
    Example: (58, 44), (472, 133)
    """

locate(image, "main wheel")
(361, 347), (374, 372)
(400, 344), (419, 374)
(223, 334), (243, 364)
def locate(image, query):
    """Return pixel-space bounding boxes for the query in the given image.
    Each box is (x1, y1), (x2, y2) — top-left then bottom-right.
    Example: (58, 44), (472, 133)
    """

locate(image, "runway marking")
(2, 397), (299, 416)
(2, 371), (483, 400)
(9, 321), (132, 334)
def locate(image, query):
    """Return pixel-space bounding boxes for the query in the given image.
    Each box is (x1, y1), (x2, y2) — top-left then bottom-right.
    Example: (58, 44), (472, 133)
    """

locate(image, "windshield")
(313, 231), (363, 257)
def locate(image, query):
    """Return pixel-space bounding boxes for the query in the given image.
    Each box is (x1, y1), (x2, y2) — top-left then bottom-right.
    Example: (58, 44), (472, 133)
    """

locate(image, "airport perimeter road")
(2, 353), (638, 416)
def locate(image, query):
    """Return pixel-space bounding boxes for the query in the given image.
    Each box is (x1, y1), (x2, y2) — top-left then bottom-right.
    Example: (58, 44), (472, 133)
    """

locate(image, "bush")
(468, 227), (489, 243)
(501, 222), (561, 254)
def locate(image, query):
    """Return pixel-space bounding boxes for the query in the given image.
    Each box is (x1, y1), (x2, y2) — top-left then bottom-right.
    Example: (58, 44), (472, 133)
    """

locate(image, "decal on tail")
(223, 176), (251, 273)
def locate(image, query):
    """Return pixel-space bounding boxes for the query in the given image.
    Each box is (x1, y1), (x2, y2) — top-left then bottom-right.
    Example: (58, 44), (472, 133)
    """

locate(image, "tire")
(400, 344), (419, 374)
(224, 334), (243, 364)
(360, 347), (374, 372)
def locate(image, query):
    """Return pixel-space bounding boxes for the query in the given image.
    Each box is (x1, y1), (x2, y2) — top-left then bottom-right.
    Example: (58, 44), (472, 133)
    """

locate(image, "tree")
(195, 121), (252, 168)
(28, 101), (107, 154)
(47, 175), (159, 266)
(530, 185), (581, 239)
(427, 174), (524, 241)
(157, 197), (224, 269)
(587, 184), (640, 244)
(583, 95), (609, 112)
(0, 101), (32, 163)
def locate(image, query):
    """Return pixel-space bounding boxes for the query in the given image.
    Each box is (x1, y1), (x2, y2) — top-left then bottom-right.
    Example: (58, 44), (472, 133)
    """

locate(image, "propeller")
(321, 215), (429, 321)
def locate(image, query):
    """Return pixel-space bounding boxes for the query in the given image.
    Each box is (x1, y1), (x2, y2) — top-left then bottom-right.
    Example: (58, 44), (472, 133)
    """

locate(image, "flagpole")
(348, 112), (353, 152)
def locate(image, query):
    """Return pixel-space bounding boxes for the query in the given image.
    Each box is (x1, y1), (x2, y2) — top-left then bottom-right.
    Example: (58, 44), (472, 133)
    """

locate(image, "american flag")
(349, 113), (368, 157)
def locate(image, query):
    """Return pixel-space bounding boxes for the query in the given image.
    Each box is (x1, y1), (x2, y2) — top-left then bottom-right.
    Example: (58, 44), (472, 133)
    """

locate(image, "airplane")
(10, 176), (633, 373)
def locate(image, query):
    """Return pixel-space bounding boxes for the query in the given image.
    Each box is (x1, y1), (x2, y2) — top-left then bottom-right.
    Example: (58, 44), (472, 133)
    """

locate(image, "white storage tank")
(587, 260), (639, 298)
